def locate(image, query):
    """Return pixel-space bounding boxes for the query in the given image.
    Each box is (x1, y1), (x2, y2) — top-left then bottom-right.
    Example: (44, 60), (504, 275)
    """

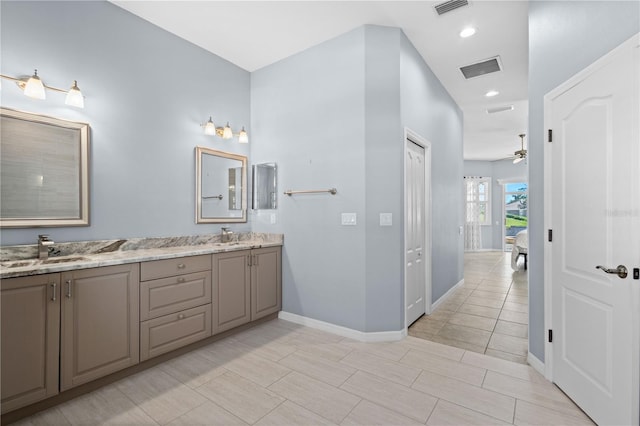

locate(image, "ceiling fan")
(512, 133), (527, 164)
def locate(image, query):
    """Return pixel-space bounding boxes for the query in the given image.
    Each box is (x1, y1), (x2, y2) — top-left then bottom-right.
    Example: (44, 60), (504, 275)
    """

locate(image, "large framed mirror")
(0, 108), (90, 228)
(195, 146), (247, 223)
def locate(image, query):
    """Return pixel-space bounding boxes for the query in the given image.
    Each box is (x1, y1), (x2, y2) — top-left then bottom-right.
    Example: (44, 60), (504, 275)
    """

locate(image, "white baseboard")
(278, 311), (406, 343)
(527, 351), (545, 376)
(431, 278), (464, 311)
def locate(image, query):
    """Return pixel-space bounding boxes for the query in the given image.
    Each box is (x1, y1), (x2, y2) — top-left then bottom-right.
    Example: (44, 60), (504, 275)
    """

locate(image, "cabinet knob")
(177, 313), (186, 320)
(177, 263), (186, 269)
(177, 277), (186, 283)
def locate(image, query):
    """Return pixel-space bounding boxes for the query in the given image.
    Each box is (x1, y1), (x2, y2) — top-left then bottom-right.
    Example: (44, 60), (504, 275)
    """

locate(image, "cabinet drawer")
(140, 271), (211, 321)
(140, 304), (211, 361)
(140, 255), (211, 281)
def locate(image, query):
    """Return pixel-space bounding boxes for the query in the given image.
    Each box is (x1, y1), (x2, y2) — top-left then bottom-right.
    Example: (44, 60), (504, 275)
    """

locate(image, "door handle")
(66, 279), (72, 298)
(596, 265), (628, 279)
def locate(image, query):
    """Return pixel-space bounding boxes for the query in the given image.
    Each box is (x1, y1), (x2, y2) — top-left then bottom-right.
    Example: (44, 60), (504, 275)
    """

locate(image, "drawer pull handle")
(177, 313), (186, 320)
(65, 280), (72, 298)
(177, 277), (186, 283)
(177, 263), (186, 269)
(50, 282), (57, 301)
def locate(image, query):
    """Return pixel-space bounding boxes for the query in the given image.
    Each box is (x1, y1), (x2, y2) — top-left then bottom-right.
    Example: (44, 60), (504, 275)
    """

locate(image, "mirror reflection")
(252, 163), (277, 210)
(196, 146), (247, 223)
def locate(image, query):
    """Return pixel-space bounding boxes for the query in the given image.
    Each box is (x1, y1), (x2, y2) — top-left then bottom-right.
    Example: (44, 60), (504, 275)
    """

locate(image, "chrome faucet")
(38, 234), (54, 260)
(221, 227), (233, 243)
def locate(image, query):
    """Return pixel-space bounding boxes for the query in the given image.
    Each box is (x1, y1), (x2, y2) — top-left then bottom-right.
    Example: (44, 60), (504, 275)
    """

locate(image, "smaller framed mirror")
(252, 163), (277, 210)
(195, 146), (247, 223)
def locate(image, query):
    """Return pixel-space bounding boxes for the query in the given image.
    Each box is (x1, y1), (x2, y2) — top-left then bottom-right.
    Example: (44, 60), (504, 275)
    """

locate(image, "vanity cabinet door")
(60, 264), (139, 391)
(212, 250), (251, 334)
(251, 247), (282, 321)
(1, 274), (60, 414)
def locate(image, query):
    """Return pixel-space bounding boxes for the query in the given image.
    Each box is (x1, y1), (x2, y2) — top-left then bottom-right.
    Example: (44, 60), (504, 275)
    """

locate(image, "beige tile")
(494, 320), (528, 338)
(461, 297), (504, 311)
(196, 371), (285, 424)
(488, 333), (528, 356)
(423, 309), (456, 322)
(198, 339), (252, 365)
(296, 342), (353, 362)
(11, 408), (71, 426)
(399, 348), (486, 386)
(471, 290), (507, 301)
(401, 336), (466, 361)
(342, 400), (423, 426)
(268, 372), (360, 424)
(59, 384), (158, 425)
(167, 401), (248, 426)
(278, 350), (356, 387)
(340, 350), (421, 387)
(159, 350), (227, 389)
(514, 400), (595, 425)
(408, 328), (440, 340)
(412, 370), (515, 423)
(409, 318), (446, 335)
(341, 342), (410, 362)
(437, 299), (464, 311)
(254, 400), (336, 426)
(498, 309), (529, 325)
(229, 335), (297, 362)
(115, 368), (207, 424)
(224, 352), (292, 387)
(340, 371), (437, 423)
(458, 302), (500, 319)
(461, 351), (546, 384)
(484, 349), (528, 364)
(427, 400), (511, 425)
(481, 278), (513, 287)
(437, 323), (492, 348)
(448, 312), (497, 332)
(483, 371), (591, 420)
(283, 328), (345, 346)
(475, 285), (509, 295)
(427, 334), (487, 354)
(506, 295), (528, 305)
(508, 286), (529, 296)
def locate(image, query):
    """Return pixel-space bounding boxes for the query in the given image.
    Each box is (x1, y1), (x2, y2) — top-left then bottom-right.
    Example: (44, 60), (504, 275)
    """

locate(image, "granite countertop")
(0, 233), (283, 279)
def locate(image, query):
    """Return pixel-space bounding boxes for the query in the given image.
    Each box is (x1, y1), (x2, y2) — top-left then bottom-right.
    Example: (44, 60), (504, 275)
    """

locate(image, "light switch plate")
(380, 213), (392, 226)
(270, 213), (277, 224)
(341, 213), (357, 226)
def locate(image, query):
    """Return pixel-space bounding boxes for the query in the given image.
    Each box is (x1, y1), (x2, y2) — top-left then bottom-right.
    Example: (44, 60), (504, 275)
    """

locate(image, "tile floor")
(14, 317), (593, 425)
(409, 251), (529, 364)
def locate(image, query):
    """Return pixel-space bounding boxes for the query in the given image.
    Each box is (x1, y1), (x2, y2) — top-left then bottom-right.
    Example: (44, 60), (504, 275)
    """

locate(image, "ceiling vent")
(460, 56), (502, 79)
(434, 0), (469, 15)
(487, 105), (514, 114)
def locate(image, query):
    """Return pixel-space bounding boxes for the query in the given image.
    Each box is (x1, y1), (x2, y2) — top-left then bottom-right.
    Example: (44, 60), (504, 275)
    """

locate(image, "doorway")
(503, 182), (528, 252)
(404, 129), (431, 328)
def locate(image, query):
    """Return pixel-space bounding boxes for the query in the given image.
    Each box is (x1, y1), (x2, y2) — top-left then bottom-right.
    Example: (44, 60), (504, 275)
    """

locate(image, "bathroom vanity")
(0, 233), (282, 416)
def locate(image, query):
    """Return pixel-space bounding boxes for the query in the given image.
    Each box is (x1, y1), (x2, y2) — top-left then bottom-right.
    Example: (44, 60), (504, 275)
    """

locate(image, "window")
(464, 177), (491, 225)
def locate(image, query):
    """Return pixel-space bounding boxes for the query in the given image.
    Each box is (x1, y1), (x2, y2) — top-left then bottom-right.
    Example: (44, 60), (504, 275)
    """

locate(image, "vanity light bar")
(200, 117), (249, 143)
(0, 70), (85, 108)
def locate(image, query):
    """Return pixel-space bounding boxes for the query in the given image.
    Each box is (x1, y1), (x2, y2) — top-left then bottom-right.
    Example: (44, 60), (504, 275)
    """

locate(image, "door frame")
(543, 32), (640, 402)
(403, 127), (432, 329)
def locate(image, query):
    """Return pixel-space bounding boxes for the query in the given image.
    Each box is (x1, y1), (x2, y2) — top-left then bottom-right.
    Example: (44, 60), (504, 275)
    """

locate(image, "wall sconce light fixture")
(201, 117), (249, 143)
(0, 69), (85, 108)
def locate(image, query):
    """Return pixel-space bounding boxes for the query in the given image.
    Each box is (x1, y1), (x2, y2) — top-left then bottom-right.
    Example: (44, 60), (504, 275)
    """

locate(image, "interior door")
(547, 34), (639, 425)
(406, 140), (426, 326)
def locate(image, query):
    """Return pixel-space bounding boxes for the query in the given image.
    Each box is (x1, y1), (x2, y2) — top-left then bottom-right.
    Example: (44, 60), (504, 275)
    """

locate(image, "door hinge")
(548, 129), (553, 142)
(548, 229), (553, 242)
(548, 329), (553, 343)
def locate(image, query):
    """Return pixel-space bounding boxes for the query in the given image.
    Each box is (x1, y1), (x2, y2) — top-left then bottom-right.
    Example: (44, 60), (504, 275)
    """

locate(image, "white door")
(546, 34), (639, 426)
(406, 140), (426, 326)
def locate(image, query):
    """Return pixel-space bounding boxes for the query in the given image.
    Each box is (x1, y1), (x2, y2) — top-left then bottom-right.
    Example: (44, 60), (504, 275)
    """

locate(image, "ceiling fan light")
(513, 157), (524, 164)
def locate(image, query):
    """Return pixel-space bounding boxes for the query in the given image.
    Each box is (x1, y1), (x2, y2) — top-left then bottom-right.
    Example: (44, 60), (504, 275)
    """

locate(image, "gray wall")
(464, 160), (528, 250)
(528, 0), (639, 360)
(0, 1), (251, 246)
(252, 25), (463, 332)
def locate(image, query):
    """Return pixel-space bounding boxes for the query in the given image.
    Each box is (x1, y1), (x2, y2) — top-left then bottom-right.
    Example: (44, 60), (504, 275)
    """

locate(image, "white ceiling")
(112, 0), (529, 161)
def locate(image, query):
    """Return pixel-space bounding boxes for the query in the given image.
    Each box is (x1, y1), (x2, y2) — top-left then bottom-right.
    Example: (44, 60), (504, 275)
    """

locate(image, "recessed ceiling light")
(459, 27), (476, 38)
(485, 90), (499, 97)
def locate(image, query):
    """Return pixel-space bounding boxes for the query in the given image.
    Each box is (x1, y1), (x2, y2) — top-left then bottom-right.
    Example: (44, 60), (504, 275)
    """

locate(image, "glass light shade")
(513, 157), (524, 164)
(238, 127), (248, 144)
(24, 70), (46, 99)
(222, 122), (233, 139)
(203, 117), (216, 135)
(65, 81), (84, 108)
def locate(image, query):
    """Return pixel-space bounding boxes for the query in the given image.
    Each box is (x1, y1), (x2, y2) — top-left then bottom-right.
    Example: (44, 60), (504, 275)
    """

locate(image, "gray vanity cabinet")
(212, 246), (282, 334)
(1, 274), (61, 414)
(60, 264), (140, 391)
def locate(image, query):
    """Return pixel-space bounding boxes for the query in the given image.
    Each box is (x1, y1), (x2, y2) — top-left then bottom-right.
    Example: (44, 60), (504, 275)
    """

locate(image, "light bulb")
(24, 69), (46, 99)
(222, 122), (233, 139)
(65, 80), (84, 108)
(459, 27), (476, 38)
(203, 117), (215, 135)
(238, 127), (248, 144)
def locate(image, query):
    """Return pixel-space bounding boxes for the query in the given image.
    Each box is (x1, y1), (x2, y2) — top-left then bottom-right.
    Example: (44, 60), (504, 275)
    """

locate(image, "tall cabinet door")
(212, 251), (251, 334)
(61, 264), (139, 391)
(1, 274), (60, 414)
(251, 247), (282, 321)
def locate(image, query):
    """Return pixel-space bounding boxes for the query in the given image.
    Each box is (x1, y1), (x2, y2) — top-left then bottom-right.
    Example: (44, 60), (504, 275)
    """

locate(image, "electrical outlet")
(380, 213), (392, 226)
(341, 213), (357, 226)
(270, 213), (277, 224)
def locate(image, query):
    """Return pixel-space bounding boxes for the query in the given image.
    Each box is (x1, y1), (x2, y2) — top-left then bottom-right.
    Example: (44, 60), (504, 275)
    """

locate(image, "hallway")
(410, 252), (529, 364)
